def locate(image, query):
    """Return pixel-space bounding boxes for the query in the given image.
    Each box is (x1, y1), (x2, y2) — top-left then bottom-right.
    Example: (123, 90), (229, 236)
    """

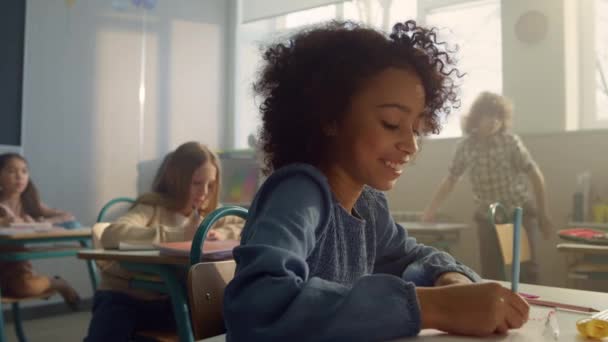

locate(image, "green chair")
(90, 197), (136, 289)
(94, 197), (180, 342)
(488, 202), (531, 282)
(187, 206), (247, 340)
(0, 196), (130, 342)
(189, 206), (248, 266)
(96, 197), (136, 223)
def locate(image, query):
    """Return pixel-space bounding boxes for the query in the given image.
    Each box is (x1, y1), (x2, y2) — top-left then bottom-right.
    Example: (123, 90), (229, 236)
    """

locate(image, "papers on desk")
(417, 307), (574, 341)
(0, 223), (58, 235)
(9, 222), (53, 229)
(118, 241), (156, 251)
(154, 240), (239, 260)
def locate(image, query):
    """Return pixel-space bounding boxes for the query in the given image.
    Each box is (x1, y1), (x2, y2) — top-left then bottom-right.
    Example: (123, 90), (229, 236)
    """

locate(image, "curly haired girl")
(223, 21), (529, 341)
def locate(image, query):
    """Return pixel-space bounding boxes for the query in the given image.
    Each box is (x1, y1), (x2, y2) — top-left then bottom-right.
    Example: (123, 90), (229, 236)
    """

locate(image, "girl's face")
(0, 158), (29, 196)
(476, 115), (502, 137)
(327, 67), (425, 191)
(186, 161), (217, 211)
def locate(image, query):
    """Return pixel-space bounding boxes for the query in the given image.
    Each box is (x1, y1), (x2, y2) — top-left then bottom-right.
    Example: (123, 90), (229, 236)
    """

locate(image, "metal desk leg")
(11, 303), (26, 342)
(0, 289), (5, 342)
(79, 240), (99, 291)
(122, 263), (193, 342)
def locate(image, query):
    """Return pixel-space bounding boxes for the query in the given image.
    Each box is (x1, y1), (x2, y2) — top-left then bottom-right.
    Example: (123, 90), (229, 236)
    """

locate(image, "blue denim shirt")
(224, 164), (480, 341)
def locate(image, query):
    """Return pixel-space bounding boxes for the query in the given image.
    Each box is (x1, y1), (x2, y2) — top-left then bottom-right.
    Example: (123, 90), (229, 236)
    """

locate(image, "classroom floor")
(3, 311), (91, 342)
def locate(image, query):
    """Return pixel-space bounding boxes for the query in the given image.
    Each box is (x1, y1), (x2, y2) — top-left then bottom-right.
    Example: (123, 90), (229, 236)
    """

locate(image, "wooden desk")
(557, 243), (608, 286)
(398, 222), (468, 253)
(557, 243), (608, 255)
(0, 228), (95, 342)
(78, 249), (188, 265)
(197, 282), (608, 342)
(0, 227), (92, 241)
(78, 249), (194, 342)
(567, 221), (608, 230)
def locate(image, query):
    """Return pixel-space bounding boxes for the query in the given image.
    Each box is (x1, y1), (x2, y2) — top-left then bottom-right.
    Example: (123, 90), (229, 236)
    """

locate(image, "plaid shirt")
(448, 133), (536, 213)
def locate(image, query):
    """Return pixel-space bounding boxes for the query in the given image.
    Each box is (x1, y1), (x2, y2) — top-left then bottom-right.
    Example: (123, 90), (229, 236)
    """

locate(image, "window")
(233, 0), (499, 148)
(233, 18), (277, 149)
(420, 0), (502, 138)
(285, 5), (337, 29)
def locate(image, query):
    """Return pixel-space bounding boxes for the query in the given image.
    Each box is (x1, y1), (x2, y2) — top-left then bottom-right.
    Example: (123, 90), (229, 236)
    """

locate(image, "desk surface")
(0, 227), (91, 240)
(568, 221), (608, 230)
(398, 222), (468, 232)
(557, 242), (608, 254)
(198, 282), (608, 342)
(77, 249), (189, 265)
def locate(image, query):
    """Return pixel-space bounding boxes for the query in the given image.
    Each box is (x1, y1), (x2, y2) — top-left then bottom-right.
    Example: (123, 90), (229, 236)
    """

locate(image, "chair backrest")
(91, 197), (136, 280)
(494, 223), (532, 265)
(488, 203), (532, 270)
(189, 206), (248, 266)
(187, 260), (236, 340)
(96, 197), (135, 223)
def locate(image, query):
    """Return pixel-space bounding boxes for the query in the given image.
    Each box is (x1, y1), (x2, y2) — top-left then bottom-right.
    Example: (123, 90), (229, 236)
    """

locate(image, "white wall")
(500, 0), (597, 133)
(19, 0), (229, 302)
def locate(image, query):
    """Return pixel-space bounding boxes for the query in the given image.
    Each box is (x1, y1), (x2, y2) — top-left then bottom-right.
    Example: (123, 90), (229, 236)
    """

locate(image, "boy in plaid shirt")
(422, 92), (553, 283)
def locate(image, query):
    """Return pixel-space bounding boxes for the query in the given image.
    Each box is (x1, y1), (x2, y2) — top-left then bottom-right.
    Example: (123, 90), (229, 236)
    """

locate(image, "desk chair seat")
(1, 289), (56, 304)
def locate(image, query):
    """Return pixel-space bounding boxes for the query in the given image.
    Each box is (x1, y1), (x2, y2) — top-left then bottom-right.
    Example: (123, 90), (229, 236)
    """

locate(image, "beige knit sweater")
(96, 203), (244, 300)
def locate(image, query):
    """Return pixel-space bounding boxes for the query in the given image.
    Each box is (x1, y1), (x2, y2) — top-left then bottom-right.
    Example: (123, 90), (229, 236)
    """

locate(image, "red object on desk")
(559, 228), (608, 243)
(154, 239), (239, 260)
(519, 292), (539, 299)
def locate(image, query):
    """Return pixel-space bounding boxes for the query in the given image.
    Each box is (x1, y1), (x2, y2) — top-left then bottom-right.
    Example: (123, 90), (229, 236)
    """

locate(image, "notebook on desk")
(118, 241), (156, 251)
(9, 222), (53, 229)
(0, 223), (60, 236)
(154, 240), (239, 260)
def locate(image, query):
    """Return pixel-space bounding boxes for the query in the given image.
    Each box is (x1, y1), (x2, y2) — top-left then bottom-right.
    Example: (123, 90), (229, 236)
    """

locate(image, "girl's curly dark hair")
(254, 20), (462, 174)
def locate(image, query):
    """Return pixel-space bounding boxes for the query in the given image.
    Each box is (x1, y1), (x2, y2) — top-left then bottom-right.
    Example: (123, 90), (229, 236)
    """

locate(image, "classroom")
(1, 0), (608, 341)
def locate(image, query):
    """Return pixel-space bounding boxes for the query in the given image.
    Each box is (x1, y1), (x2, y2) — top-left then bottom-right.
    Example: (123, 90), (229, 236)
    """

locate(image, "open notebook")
(417, 306), (580, 341)
(154, 240), (239, 261)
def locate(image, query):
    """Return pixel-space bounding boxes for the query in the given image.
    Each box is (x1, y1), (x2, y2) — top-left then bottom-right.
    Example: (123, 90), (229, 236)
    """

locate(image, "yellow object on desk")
(577, 309), (608, 339)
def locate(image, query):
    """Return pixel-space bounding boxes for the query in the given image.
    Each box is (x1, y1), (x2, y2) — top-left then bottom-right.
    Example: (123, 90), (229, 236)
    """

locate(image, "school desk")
(0, 227), (96, 342)
(398, 222), (468, 253)
(567, 221), (608, 230)
(557, 242), (608, 287)
(77, 249), (194, 342)
(197, 281), (608, 342)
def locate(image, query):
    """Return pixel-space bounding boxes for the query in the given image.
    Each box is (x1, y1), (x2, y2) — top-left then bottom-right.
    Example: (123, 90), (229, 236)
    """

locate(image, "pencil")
(527, 298), (600, 313)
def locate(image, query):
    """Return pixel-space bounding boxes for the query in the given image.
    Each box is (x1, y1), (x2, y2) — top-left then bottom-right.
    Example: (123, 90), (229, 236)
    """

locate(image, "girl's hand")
(206, 230), (219, 241)
(418, 282), (529, 336)
(434, 272), (473, 286)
